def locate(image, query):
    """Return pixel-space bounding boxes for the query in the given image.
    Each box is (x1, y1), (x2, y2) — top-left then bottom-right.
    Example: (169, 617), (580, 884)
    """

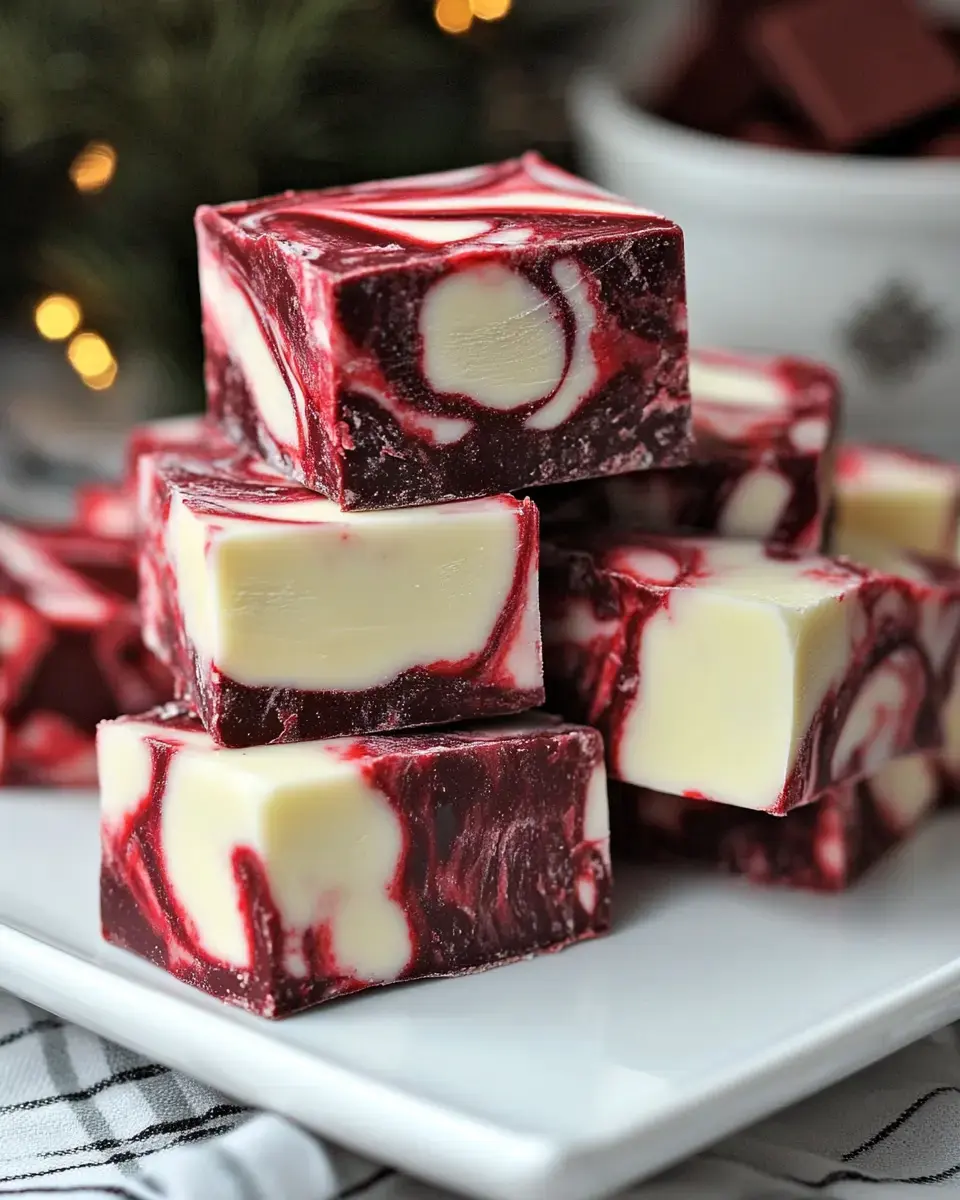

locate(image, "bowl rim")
(570, 69), (960, 204)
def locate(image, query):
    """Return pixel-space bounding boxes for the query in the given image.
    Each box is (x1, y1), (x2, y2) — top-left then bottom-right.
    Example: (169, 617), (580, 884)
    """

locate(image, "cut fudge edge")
(98, 706), (612, 1018)
(609, 751), (942, 891)
(540, 535), (954, 813)
(195, 204), (693, 510)
(141, 456), (546, 746)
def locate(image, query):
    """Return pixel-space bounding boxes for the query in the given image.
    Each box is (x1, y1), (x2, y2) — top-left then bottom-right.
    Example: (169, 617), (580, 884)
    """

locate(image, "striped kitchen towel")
(3, 988), (960, 1199)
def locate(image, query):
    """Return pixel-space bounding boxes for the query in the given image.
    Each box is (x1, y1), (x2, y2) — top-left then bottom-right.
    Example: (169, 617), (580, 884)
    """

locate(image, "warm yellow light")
(80, 360), (119, 391)
(34, 294), (83, 341)
(69, 141), (117, 193)
(434, 0), (473, 34)
(470, 0), (511, 19)
(67, 332), (116, 380)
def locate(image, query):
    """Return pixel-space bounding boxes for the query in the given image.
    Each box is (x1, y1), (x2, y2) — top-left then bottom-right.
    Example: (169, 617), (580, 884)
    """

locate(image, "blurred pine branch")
(0, 0), (586, 410)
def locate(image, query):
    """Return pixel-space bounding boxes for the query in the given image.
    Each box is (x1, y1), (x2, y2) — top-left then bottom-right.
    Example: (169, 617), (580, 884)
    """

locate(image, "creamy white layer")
(98, 717), (411, 980)
(554, 539), (924, 810)
(164, 483), (536, 692)
(688, 355), (785, 411)
(870, 753), (940, 833)
(717, 468), (792, 539)
(834, 446), (960, 559)
(198, 244), (305, 450)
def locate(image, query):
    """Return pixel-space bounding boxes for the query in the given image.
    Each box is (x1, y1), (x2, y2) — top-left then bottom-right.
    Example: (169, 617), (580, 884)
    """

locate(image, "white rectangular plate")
(3, 790), (960, 1200)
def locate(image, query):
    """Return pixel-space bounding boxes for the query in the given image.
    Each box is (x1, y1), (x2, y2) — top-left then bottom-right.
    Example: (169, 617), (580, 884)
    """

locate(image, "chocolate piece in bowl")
(611, 752), (939, 892)
(139, 451), (543, 747)
(650, 5), (763, 135)
(98, 706), (611, 1018)
(541, 533), (960, 813)
(0, 524), (171, 786)
(196, 152), (692, 510)
(538, 348), (840, 551)
(747, 0), (960, 151)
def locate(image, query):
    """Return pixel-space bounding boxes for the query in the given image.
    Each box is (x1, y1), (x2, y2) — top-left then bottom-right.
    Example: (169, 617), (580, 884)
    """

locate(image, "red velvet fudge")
(541, 533), (960, 813)
(75, 416), (235, 541)
(75, 483), (137, 540)
(537, 348), (840, 551)
(0, 525), (171, 786)
(140, 450), (543, 747)
(612, 752), (939, 891)
(196, 153), (692, 510)
(125, 415), (231, 477)
(99, 706), (611, 1017)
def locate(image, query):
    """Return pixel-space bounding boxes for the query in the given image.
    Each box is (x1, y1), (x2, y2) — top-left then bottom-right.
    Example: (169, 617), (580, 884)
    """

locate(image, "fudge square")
(141, 451), (543, 747)
(0, 525), (170, 786)
(98, 706), (611, 1017)
(612, 752), (939, 892)
(537, 347), (840, 551)
(75, 415), (235, 541)
(833, 444), (960, 560)
(196, 152), (692, 511)
(600, 348), (840, 550)
(541, 533), (960, 813)
(829, 531), (960, 812)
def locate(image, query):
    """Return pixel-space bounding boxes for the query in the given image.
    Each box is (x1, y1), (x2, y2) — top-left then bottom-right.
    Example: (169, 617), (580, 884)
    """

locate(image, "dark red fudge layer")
(182, 664), (544, 751)
(535, 452), (826, 552)
(534, 349), (840, 552)
(610, 757), (938, 891)
(197, 153), (691, 510)
(101, 708), (611, 1017)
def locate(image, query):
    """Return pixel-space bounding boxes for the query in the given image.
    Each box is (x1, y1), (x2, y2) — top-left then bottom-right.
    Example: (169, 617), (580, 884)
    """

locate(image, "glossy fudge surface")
(541, 534), (960, 813)
(537, 348), (839, 551)
(612, 753), (939, 892)
(834, 444), (960, 560)
(141, 451), (543, 747)
(196, 153), (692, 510)
(99, 706), (611, 1017)
(0, 526), (170, 785)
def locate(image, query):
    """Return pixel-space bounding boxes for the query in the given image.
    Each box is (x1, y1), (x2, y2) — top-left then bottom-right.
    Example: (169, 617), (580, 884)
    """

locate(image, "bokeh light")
(34, 294), (82, 341)
(67, 331), (117, 387)
(470, 0), (512, 20)
(80, 360), (119, 390)
(69, 141), (118, 193)
(434, 0), (473, 35)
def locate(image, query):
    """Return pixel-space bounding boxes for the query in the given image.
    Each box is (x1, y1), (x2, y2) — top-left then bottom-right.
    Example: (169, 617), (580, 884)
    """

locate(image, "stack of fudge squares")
(87, 152), (960, 1018)
(96, 152), (695, 1017)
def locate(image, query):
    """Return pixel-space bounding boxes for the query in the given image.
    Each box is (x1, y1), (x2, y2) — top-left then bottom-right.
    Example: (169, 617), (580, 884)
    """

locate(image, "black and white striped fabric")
(2, 988), (959, 1200)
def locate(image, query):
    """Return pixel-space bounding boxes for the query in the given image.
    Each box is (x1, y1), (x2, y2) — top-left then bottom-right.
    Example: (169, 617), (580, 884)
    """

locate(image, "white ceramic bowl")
(569, 0), (960, 456)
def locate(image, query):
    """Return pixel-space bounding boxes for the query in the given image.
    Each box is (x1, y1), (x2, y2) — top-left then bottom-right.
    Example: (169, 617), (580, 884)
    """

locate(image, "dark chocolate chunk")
(747, 0), (960, 150)
(650, 7), (763, 135)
